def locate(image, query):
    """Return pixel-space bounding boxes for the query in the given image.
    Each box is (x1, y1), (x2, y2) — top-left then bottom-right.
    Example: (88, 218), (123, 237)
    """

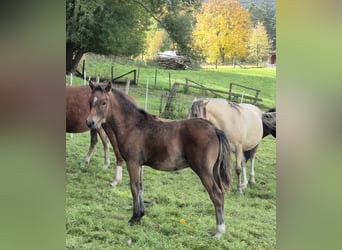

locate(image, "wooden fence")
(180, 78), (262, 104)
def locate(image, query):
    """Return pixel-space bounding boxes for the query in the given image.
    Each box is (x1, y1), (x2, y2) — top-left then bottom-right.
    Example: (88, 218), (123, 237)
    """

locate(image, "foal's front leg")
(101, 123), (124, 187)
(81, 129), (98, 167)
(97, 126), (110, 169)
(127, 162), (145, 225)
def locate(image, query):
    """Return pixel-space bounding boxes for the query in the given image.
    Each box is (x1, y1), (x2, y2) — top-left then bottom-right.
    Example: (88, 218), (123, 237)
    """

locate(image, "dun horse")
(188, 98), (276, 193)
(86, 81), (232, 238)
(66, 85), (124, 186)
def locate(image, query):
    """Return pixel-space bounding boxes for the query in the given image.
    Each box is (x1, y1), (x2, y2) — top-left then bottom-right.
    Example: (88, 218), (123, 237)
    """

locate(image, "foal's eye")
(102, 101), (106, 106)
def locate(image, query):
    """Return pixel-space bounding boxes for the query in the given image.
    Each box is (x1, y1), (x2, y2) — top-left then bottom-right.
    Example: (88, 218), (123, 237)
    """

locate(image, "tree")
(143, 20), (166, 60)
(248, 21), (270, 67)
(66, 0), (201, 74)
(192, 0), (252, 64)
(134, 0), (201, 57)
(66, 0), (150, 74)
(247, 0), (276, 50)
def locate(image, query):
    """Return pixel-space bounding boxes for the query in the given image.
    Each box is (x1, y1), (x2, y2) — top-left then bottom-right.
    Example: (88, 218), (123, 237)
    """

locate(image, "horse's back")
(205, 100), (263, 150)
(66, 85), (91, 133)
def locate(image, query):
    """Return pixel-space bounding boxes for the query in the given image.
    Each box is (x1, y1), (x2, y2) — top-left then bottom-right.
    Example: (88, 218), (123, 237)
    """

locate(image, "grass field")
(66, 133), (276, 249)
(66, 55), (276, 249)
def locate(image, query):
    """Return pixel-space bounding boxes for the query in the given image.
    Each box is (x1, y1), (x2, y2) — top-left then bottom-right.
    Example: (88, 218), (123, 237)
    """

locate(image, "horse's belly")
(148, 157), (189, 172)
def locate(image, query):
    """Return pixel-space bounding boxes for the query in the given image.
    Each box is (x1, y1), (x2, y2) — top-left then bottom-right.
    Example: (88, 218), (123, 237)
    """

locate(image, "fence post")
(84, 71), (86, 85)
(159, 91), (165, 115)
(69, 73), (73, 138)
(70, 73), (73, 86)
(169, 72), (171, 91)
(254, 90), (260, 104)
(184, 78), (189, 94)
(133, 69), (137, 85)
(240, 91), (245, 103)
(125, 79), (130, 94)
(228, 83), (232, 100)
(154, 69), (157, 89)
(111, 65), (114, 82)
(137, 63), (141, 85)
(145, 79), (149, 111)
(82, 59), (85, 78)
(164, 83), (179, 117)
(96, 76), (100, 84)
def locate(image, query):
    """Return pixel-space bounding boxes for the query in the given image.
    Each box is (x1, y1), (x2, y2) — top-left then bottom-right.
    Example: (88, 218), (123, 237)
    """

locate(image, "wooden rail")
(112, 69), (137, 85)
(182, 78), (262, 104)
(228, 82), (261, 103)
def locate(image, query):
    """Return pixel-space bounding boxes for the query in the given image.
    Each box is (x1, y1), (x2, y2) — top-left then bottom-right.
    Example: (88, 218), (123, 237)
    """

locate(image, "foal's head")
(188, 99), (209, 119)
(86, 81), (112, 130)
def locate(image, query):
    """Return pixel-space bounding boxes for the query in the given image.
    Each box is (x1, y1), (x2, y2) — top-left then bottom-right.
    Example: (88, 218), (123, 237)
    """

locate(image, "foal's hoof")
(214, 224), (226, 238)
(249, 178), (256, 185)
(128, 217), (142, 225)
(109, 180), (119, 188)
(237, 184), (246, 194)
(80, 161), (88, 167)
(102, 164), (109, 170)
(237, 188), (244, 195)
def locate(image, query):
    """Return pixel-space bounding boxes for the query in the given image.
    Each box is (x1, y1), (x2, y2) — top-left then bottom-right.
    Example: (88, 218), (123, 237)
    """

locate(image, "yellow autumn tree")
(144, 20), (167, 60)
(248, 21), (270, 67)
(192, 0), (252, 64)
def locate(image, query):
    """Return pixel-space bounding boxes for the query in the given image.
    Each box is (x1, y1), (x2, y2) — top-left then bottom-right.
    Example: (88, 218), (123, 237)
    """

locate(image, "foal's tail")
(214, 128), (232, 191)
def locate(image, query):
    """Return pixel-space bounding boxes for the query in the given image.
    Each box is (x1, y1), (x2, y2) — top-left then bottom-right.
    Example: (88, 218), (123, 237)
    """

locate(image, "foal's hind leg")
(97, 127), (110, 169)
(196, 169), (225, 238)
(81, 129), (98, 167)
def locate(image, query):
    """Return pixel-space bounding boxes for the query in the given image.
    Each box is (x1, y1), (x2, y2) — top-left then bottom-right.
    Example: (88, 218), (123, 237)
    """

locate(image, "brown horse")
(66, 85), (124, 186)
(86, 81), (232, 238)
(188, 98), (276, 194)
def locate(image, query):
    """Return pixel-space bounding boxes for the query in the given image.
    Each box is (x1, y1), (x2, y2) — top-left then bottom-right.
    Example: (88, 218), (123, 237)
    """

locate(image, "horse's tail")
(214, 128), (232, 191)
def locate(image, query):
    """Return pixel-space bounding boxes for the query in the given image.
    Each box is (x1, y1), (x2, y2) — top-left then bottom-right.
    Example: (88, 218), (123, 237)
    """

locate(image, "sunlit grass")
(66, 132), (276, 249)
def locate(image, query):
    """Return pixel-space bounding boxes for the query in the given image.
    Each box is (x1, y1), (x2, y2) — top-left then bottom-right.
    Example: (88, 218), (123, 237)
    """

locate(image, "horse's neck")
(108, 91), (146, 139)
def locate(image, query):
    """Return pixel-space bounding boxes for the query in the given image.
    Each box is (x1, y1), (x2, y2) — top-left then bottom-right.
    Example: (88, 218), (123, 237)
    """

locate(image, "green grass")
(66, 55), (276, 249)
(66, 132), (276, 249)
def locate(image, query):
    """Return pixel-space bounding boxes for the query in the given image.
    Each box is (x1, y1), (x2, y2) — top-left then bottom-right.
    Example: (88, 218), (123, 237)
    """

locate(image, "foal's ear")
(89, 80), (96, 90)
(105, 81), (112, 93)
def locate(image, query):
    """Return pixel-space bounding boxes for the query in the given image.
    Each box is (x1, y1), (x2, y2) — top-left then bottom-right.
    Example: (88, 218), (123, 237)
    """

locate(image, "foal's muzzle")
(86, 119), (96, 129)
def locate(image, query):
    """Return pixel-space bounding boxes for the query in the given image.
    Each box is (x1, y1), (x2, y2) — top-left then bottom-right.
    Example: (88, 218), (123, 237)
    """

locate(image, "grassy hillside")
(66, 54), (276, 111)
